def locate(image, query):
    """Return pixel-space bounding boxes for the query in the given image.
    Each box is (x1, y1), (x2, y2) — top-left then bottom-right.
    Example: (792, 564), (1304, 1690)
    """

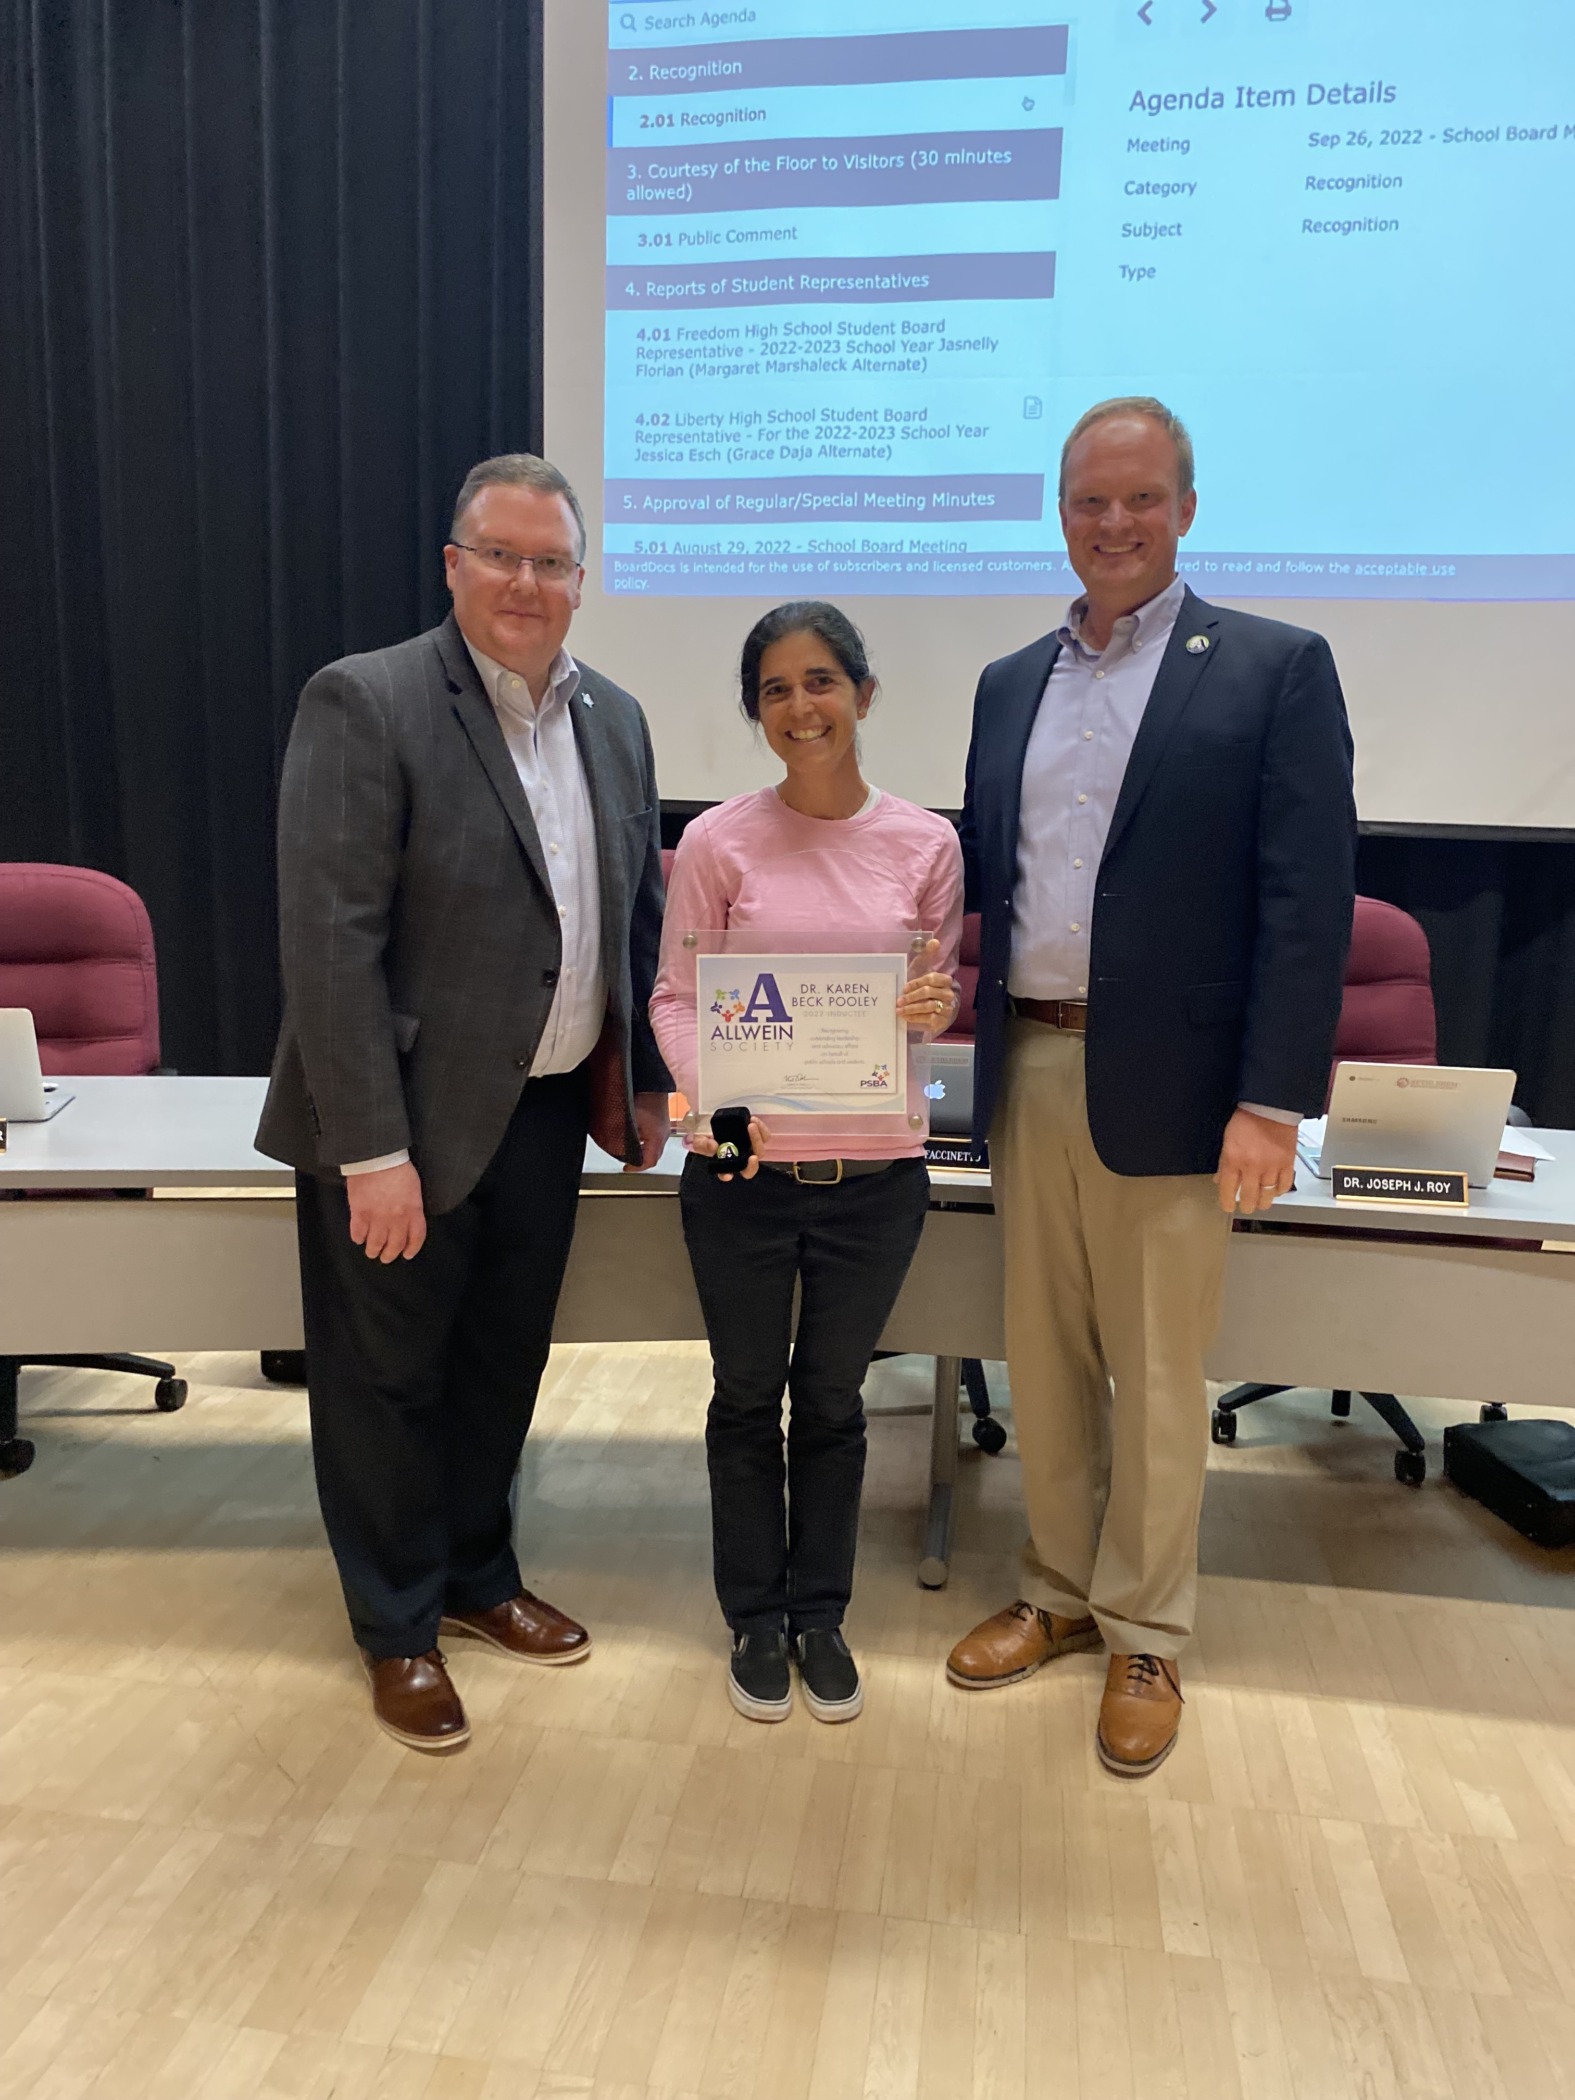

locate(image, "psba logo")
(709, 972), (794, 1044)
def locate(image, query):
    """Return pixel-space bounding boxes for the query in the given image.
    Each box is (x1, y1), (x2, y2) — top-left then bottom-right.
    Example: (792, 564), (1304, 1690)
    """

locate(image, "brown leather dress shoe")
(360, 1649), (470, 1753)
(945, 1599), (1101, 1689)
(1096, 1653), (1183, 1777)
(440, 1589), (592, 1666)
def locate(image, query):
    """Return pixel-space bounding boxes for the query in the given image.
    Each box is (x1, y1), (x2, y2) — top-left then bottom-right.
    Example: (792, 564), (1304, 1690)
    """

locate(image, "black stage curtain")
(0, 0), (542, 1075)
(1357, 836), (1575, 1129)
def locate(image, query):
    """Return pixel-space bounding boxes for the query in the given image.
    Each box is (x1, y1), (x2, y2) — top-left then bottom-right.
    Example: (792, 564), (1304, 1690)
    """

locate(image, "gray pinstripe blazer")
(255, 613), (669, 1214)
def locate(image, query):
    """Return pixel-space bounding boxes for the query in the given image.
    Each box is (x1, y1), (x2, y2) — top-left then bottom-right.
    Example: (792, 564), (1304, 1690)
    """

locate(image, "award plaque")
(686, 927), (935, 1141)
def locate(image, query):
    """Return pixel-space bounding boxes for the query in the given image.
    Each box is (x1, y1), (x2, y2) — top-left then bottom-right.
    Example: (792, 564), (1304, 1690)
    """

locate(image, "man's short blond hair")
(1058, 397), (1195, 501)
(450, 452), (587, 561)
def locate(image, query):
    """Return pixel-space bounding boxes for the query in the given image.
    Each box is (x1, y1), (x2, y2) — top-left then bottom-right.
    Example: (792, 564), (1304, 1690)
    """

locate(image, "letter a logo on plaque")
(742, 973), (791, 1024)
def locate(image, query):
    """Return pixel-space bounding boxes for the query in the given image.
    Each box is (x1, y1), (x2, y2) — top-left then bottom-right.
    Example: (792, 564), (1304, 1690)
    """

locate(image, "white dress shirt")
(1009, 573), (1295, 1125)
(341, 640), (605, 1176)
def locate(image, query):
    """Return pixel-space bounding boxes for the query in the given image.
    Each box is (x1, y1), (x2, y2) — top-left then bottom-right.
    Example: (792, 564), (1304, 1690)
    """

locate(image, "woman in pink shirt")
(650, 602), (963, 1725)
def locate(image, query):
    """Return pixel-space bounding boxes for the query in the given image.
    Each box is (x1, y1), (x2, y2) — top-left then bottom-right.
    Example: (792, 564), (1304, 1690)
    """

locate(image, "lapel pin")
(1186, 634), (1211, 654)
(582, 692), (594, 706)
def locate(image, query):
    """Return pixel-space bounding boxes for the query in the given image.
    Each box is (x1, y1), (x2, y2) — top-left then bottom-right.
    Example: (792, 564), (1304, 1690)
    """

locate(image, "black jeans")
(680, 1154), (931, 1635)
(297, 1068), (587, 1658)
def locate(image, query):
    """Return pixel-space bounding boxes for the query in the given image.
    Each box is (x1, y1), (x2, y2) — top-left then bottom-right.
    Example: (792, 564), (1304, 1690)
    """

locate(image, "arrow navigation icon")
(1138, 1), (1154, 22)
(1202, 0), (1218, 18)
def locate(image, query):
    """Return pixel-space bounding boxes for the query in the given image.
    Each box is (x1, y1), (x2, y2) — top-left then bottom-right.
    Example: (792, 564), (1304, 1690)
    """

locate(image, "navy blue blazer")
(960, 587), (1357, 1176)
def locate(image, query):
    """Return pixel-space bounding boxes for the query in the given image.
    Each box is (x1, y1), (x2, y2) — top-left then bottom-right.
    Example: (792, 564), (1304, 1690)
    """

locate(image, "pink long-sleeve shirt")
(650, 786), (964, 1163)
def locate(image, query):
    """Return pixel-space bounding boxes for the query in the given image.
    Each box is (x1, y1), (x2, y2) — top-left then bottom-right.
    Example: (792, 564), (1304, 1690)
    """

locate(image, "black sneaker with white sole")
(793, 1629), (863, 1722)
(729, 1632), (793, 1722)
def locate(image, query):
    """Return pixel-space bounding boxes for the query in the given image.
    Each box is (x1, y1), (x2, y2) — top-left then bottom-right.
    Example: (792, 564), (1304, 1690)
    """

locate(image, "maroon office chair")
(1325, 894), (1438, 1078)
(1211, 896), (1442, 1485)
(0, 864), (186, 1481)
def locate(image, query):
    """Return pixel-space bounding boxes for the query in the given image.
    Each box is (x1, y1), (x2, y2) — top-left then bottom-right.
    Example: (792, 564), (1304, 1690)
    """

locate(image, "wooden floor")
(3, 1345), (1575, 2100)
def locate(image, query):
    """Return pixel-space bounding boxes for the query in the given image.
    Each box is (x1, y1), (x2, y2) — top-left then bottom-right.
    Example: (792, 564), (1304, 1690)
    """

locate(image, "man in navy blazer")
(945, 399), (1356, 1775)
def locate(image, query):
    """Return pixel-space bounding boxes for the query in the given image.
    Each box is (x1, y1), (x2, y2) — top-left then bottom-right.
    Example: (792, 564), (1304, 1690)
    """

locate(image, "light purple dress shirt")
(1010, 575), (1187, 1004)
(1008, 573), (1294, 1125)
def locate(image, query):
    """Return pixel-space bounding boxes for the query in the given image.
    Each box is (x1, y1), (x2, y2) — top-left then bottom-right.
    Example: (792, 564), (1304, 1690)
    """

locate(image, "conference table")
(3, 1078), (1573, 1584)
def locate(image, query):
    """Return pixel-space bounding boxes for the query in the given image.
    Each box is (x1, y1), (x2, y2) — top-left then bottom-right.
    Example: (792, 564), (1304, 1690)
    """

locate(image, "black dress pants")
(297, 1069), (588, 1658)
(680, 1154), (931, 1635)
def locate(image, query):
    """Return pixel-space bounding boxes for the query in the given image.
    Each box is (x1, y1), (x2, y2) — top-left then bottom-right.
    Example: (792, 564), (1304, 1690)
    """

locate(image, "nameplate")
(924, 1137), (986, 1169)
(1332, 1164), (1468, 1209)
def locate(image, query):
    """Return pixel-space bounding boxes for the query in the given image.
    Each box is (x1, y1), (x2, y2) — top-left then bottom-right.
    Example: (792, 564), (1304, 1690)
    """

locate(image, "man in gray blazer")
(258, 453), (670, 1753)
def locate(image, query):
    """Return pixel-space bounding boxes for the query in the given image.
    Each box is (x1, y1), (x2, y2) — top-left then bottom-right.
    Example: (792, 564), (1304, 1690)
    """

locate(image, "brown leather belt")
(760, 1158), (899, 1184)
(1013, 997), (1090, 1032)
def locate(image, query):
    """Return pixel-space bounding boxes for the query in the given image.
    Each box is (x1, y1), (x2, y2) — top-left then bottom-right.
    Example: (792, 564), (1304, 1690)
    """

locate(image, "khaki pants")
(992, 1019), (1231, 1658)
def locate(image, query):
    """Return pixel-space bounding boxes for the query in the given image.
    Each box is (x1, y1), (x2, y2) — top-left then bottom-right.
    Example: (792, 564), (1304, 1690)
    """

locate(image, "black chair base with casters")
(865, 1353), (1007, 1453)
(1211, 1381), (1429, 1486)
(1, 1354), (187, 1481)
(961, 1358), (1008, 1454)
(260, 1350), (307, 1385)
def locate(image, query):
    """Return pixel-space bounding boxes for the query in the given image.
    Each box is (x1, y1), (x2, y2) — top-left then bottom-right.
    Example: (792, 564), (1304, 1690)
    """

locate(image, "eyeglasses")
(450, 542), (582, 585)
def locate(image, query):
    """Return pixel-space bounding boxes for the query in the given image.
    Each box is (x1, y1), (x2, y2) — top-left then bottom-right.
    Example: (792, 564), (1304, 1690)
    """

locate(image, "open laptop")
(0, 1009), (74, 1122)
(924, 1041), (976, 1137)
(1317, 1060), (1516, 1189)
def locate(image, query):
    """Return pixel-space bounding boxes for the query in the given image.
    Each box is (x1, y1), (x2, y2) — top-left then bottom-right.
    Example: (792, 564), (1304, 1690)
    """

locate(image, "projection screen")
(543, 0), (1575, 829)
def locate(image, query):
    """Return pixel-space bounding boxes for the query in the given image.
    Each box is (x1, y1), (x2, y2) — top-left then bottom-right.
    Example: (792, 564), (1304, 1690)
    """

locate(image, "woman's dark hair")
(738, 600), (873, 721)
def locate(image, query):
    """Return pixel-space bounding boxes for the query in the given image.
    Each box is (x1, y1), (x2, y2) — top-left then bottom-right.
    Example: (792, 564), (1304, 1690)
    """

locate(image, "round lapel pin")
(1185, 635), (1211, 655)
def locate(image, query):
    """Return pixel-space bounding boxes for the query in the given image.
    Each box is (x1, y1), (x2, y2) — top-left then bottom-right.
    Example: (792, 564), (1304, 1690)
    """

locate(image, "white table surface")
(0, 1076), (676, 1193)
(5, 1077), (1572, 1247)
(0, 1077), (290, 1188)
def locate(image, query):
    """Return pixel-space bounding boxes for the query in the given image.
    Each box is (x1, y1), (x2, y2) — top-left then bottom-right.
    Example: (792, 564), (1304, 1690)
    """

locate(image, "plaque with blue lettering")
(688, 929), (933, 1137)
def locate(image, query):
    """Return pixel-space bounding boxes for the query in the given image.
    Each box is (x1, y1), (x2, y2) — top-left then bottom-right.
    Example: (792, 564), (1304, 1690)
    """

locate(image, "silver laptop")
(924, 1041), (976, 1136)
(1318, 1060), (1516, 1189)
(0, 1009), (75, 1122)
